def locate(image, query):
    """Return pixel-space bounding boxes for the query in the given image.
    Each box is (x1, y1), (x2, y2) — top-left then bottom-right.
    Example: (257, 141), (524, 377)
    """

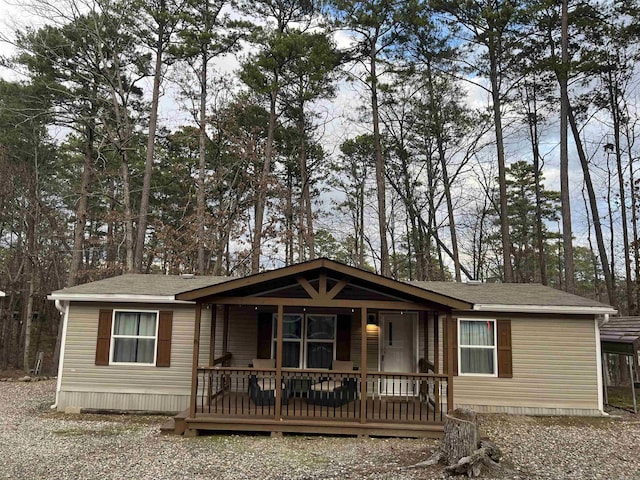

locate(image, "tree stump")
(441, 408), (480, 466)
(406, 408), (502, 477)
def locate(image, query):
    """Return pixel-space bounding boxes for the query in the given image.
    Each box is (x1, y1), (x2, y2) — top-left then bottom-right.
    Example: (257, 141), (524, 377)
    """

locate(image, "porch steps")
(160, 408), (189, 435)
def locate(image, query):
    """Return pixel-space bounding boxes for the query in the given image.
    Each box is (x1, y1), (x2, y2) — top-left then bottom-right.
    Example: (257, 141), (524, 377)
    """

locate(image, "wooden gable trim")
(177, 259), (329, 300)
(327, 277), (349, 299)
(175, 258), (473, 310)
(204, 296), (436, 311)
(296, 277), (319, 299)
(322, 261), (472, 310)
(319, 274), (327, 296)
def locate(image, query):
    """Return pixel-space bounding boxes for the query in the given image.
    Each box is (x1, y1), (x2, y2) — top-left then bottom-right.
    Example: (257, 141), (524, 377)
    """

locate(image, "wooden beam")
(222, 305), (230, 355)
(360, 306), (367, 424)
(275, 304), (284, 420)
(200, 296), (433, 311)
(446, 314), (454, 414)
(434, 312), (439, 374)
(422, 311), (428, 362)
(209, 304), (217, 366)
(190, 303), (202, 418)
(297, 277), (319, 299)
(319, 273), (327, 296)
(326, 277), (349, 300)
(183, 417), (444, 438)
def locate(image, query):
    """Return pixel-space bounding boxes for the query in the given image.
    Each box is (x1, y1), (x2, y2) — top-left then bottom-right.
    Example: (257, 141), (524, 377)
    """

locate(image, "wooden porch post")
(190, 302), (202, 418)
(275, 304), (284, 420)
(434, 312), (439, 373)
(209, 304), (217, 365)
(222, 305), (229, 355)
(433, 312), (440, 408)
(447, 314), (454, 413)
(422, 311), (428, 361)
(360, 306), (367, 424)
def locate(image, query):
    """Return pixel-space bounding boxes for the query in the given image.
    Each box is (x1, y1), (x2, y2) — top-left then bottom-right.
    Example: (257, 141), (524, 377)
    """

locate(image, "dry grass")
(607, 385), (639, 411)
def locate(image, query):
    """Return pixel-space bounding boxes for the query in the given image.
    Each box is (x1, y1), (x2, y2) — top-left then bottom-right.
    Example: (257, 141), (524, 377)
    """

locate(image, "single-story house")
(48, 258), (616, 437)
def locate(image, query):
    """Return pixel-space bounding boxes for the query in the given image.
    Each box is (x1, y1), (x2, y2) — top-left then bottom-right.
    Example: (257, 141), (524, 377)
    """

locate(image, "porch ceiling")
(175, 258), (472, 310)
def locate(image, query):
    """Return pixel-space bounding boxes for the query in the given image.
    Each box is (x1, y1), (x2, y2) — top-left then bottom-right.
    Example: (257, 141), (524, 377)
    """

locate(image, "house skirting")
(456, 403), (604, 416)
(57, 390), (188, 414)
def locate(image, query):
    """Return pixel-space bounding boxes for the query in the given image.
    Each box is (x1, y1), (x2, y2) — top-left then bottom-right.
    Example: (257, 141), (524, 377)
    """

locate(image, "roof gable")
(175, 258), (472, 310)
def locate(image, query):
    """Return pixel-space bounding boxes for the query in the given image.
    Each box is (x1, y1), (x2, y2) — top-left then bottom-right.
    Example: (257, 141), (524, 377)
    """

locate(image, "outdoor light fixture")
(367, 313), (378, 326)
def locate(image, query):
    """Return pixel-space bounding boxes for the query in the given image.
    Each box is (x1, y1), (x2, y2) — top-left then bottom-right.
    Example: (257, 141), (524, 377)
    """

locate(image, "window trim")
(457, 318), (498, 377)
(304, 314), (337, 369)
(271, 313), (337, 369)
(271, 313), (303, 369)
(109, 309), (159, 366)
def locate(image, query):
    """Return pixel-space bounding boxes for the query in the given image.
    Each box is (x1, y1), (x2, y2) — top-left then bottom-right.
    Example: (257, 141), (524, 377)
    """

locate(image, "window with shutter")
(453, 318), (513, 378)
(110, 310), (158, 365)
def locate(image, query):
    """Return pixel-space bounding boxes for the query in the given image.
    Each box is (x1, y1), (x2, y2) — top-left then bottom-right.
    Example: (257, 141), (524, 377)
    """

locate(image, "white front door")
(380, 313), (416, 396)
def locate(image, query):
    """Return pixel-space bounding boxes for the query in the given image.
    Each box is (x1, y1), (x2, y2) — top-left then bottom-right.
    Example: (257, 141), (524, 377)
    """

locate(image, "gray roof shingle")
(52, 274), (230, 296)
(51, 272), (613, 312)
(409, 281), (612, 308)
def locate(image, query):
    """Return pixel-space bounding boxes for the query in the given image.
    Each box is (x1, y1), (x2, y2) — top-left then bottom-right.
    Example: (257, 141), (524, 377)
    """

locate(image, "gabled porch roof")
(175, 258), (472, 311)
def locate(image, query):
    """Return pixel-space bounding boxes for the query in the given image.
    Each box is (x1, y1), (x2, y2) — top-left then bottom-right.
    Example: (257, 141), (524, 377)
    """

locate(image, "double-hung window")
(458, 319), (497, 376)
(111, 310), (158, 365)
(272, 314), (303, 368)
(305, 315), (335, 369)
(272, 313), (336, 369)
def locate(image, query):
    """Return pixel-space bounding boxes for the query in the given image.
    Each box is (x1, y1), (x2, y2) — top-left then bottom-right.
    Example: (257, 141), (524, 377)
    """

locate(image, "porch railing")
(194, 365), (449, 425)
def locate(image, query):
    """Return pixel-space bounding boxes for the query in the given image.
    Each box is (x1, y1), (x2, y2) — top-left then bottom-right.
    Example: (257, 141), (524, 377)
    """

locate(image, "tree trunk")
(441, 409), (479, 464)
(370, 51), (389, 277)
(120, 162), (134, 272)
(197, 53), (208, 274)
(135, 38), (164, 272)
(489, 48), (513, 282)
(607, 68), (633, 314)
(625, 120), (640, 312)
(439, 140), (461, 282)
(408, 408), (502, 477)
(559, 0), (575, 293)
(568, 107), (616, 307)
(526, 84), (548, 285)
(67, 132), (94, 287)
(252, 89), (277, 273)
(298, 111), (315, 260)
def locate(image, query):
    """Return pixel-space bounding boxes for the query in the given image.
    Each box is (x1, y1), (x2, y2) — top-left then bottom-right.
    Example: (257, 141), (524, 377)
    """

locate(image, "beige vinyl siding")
(58, 302), (210, 412)
(225, 306), (257, 368)
(452, 316), (600, 414)
(350, 321), (379, 371)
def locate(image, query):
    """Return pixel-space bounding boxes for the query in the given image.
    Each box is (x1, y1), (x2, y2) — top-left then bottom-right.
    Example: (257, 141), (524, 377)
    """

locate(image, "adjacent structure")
(48, 258), (616, 437)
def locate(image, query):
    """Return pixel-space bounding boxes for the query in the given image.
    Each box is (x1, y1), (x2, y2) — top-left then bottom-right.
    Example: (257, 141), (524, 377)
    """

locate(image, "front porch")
(176, 362), (450, 437)
(175, 260), (464, 437)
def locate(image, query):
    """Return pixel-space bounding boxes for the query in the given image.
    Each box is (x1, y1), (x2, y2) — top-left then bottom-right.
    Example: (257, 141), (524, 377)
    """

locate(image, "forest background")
(0, 0), (636, 373)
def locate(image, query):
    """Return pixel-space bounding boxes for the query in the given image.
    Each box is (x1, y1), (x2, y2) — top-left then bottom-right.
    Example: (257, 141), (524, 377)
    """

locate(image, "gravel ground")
(1, 380), (640, 479)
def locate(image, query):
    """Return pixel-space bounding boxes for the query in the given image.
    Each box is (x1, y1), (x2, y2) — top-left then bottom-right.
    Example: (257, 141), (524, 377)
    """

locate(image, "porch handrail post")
(190, 302), (203, 418)
(360, 306), (367, 424)
(447, 314), (454, 414)
(274, 304), (284, 420)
